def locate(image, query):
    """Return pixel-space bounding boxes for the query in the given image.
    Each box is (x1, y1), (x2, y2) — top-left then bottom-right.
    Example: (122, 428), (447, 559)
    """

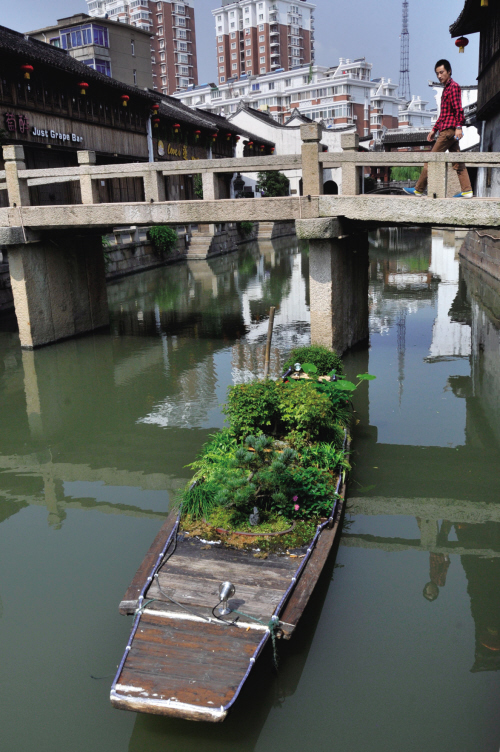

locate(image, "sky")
(4, 0), (479, 108)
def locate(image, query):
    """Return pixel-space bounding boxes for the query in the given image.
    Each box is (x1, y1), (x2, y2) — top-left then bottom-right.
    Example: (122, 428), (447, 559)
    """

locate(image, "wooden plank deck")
(112, 477), (347, 721)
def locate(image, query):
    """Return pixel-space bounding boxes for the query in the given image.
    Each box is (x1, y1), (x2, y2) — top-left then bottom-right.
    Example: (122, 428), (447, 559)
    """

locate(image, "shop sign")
(3, 112), (83, 144)
(158, 139), (200, 161)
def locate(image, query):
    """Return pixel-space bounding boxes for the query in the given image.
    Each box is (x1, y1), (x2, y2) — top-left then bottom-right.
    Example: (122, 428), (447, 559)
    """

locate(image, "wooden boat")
(110, 462), (348, 722)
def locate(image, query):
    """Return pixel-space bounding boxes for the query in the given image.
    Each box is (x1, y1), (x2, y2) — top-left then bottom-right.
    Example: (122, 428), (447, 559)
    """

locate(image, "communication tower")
(399, 0), (411, 102)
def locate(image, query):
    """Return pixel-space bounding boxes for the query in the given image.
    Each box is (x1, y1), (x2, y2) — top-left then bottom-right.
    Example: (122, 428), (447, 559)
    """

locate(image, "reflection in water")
(2, 229), (500, 751)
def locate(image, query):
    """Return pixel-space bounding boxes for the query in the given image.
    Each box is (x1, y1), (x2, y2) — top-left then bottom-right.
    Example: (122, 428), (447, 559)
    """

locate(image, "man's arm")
(452, 83), (465, 138)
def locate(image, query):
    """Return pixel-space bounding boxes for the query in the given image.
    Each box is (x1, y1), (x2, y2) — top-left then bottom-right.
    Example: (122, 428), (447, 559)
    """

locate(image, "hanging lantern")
(260, 145), (265, 152)
(194, 129), (201, 141)
(152, 117), (160, 129)
(78, 82), (89, 95)
(173, 123), (181, 134)
(235, 135), (240, 142)
(212, 132), (218, 142)
(21, 64), (34, 80)
(151, 103), (160, 112)
(226, 132), (232, 141)
(271, 147), (275, 154)
(455, 37), (469, 53)
(248, 141), (254, 148)
(481, 0), (488, 6)
(121, 95), (130, 107)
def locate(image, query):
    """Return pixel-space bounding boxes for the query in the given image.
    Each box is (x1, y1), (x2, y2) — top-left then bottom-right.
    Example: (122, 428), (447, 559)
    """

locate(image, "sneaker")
(403, 187), (424, 196)
(453, 190), (473, 198)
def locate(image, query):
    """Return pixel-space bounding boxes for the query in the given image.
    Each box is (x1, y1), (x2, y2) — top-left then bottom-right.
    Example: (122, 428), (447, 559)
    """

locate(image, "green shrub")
(224, 380), (280, 440)
(257, 171), (290, 197)
(278, 380), (337, 444)
(149, 225), (178, 255)
(237, 220), (254, 238)
(390, 166), (423, 182)
(282, 345), (344, 377)
(193, 174), (203, 199)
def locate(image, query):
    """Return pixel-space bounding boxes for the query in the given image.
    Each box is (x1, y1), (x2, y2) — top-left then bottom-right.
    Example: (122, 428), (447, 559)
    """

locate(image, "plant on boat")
(223, 380), (281, 440)
(282, 345), (344, 378)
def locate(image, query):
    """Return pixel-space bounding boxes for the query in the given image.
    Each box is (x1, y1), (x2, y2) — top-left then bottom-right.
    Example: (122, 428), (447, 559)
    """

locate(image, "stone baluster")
(300, 122), (323, 196)
(340, 132), (360, 196)
(77, 150), (100, 204)
(201, 172), (223, 201)
(3, 145), (30, 207)
(144, 165), (166, 203)
(427, 158), (447, 199)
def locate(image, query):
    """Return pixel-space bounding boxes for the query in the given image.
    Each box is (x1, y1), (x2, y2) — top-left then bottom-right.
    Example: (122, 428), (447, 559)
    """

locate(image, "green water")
(1, 231), (499, 751)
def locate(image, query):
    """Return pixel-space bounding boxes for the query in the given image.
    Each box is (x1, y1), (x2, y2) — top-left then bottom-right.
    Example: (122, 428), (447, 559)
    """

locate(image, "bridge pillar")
(8, 232), (109, 349)
(3, 145), (30, 206)
(340, 133), (360, 196)
(201, 172), (225, 201)
(300, 123), (323, 196)
(77, 150), (100, 204)
(296, 218), (369, 354)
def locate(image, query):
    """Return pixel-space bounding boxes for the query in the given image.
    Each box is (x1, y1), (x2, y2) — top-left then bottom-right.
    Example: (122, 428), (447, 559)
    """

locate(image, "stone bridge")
(1, 123), (500, 349)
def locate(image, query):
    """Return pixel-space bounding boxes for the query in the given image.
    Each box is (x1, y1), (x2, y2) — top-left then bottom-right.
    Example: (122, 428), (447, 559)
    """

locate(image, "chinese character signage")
(3, 112), (83, 144)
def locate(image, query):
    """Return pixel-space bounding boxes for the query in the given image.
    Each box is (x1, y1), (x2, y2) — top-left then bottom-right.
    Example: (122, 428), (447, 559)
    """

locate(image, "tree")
(257, 171), (290, 197)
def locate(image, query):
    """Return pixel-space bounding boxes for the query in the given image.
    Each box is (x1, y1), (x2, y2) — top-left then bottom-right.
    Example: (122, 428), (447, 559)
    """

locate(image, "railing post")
(144, 165), (166, 203)
(340, 132), (360, 196)
(300, 122), (323, 195)
(3, 145), (30, 207)
(427, 158), (447, 199)
(201, 172), (222, 201)
(77, 150), (100, 204)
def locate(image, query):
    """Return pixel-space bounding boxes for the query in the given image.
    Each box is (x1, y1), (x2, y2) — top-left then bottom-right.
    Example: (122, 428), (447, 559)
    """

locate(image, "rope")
(219, 608), (281, 671)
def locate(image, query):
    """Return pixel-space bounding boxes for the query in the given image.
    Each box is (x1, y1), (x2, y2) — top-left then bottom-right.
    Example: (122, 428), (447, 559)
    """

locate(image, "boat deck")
(111, 494), (345, 721)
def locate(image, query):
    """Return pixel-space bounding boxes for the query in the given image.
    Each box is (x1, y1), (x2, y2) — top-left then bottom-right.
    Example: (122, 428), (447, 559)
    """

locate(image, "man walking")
(404, 59), (473, 198)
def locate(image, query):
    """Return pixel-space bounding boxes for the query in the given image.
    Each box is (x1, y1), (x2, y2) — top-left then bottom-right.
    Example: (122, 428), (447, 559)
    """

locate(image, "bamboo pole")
(263, 306), (276, 379)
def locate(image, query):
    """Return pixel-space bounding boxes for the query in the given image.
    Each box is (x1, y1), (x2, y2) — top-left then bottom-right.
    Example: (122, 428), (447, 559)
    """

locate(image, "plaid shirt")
(433, 78), (465, 132)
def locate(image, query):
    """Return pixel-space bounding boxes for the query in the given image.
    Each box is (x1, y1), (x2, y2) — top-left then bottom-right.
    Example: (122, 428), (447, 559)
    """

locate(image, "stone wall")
(103, 226), (189, 280)
(459, 229), (500, 283)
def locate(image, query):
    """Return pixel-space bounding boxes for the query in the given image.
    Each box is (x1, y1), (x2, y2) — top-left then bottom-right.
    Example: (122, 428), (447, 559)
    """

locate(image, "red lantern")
(78, 82), (89, 95)
(271, 147), (275, 154)
(235, 135), (240, 141)
(21, 64), (34, 80)
(151, 103), (160, 112)
(212, 132), (218, 141)
(260, 145), (265, 151)
(152, 117), (160, 129)
(226, 132), (232, 141)
(194, 130), (201, 140)
(121, 95), (130, 107)
(455, 36), (469, 53)
(248, 141), (254, 147)
(173, 123), (181, 133)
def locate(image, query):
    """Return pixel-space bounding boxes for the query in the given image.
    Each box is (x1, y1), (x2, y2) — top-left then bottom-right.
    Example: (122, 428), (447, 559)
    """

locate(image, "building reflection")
(349, 227), (500, 672)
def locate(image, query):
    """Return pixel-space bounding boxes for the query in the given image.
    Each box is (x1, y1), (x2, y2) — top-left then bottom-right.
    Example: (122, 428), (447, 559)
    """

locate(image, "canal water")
(1, 230), (500, 751)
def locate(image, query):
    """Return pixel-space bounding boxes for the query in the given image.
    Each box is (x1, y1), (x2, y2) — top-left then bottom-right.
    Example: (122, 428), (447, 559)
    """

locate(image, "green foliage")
(149, 225), (178, 255)
(193, 174), (203, 199)
(390, 166), (423, 182)
(102, 235), (113, 271)
(277, 380), (337, 444)
(237, 220), (254, 238)
(283, 345), (344, 378)
(257, 171), (290, 197)
(223, 380), (280, 440)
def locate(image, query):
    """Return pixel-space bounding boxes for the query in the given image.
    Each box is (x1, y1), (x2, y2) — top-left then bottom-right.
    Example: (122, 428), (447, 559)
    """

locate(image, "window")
(260, 67), (266, 73)
(259, 14), (264, 21)
(178, 41), (187, 51)
(60, 23), (109, 50)
(161, 64), (166, 73)
(177, 16), (185, 25)
(230, 10), (234, 17)
(162, 87), (168, 93)
(260, 56), (265, 63)
(246, 49), (251, 56)
(160, 51), (165, 60)
(245, 6), (249, 12)
(268, 81), (275, 90)
(220, 76), (225, 82)
(131, 39), (135, 55)
(230, 32), (236, 39)
(246, 38), (251, 45)
(84, 58), (112, 76)
(133, 69), (137, 84)
(232, 53), (237, 59)
(219, 45), (223, 52)
(231, 42), (236, 49)
(285, 78), (292, 87)
(252, 83), (260, 91)
(178, 53), (188, 63)
(219, 66), (225, 72)
(260, 46), (265, 52)
(217, 15), (221, 21)
(161, 76), (167, 85)
(231, 22), (235, 29)
(157, 13), (162, 22)
(232, 63), (238, 70)
(246, 68), (252, 74)
(157, 1), (161, 8)
(159, 39), (165, 48)
(219, 56), (224, 62)
(179, 66), (189, 75)
(158, 27), (164, 35)
(259, 35), (264, 42)
(178, 29), (187, 38)
(218, 26), (222, 32)
(218, 35), (223, 41)
(259, 24), (264, 31)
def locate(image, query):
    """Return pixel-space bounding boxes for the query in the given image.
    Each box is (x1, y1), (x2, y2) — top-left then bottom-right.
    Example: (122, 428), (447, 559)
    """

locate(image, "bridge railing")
(2, 126), (500, 207)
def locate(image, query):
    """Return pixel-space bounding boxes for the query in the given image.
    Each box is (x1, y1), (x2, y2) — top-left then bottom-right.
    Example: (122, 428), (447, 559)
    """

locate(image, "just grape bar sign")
(4, 112), (84, 144)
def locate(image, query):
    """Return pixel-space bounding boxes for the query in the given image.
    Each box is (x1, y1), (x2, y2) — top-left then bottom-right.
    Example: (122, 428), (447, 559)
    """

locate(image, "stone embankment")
(459, 229), (500, 283)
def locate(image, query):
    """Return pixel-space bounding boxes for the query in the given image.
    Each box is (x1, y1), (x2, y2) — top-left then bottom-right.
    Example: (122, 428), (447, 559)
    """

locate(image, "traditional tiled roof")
(383, 128), (431, 145)
(0, 24), (157, 103)
(450, 0), (483, 37)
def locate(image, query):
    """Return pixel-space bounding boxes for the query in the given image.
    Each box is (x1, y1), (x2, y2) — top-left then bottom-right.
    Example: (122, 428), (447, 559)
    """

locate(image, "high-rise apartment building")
(86, 0), (198, 93)
(213, 0), (315, 85)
